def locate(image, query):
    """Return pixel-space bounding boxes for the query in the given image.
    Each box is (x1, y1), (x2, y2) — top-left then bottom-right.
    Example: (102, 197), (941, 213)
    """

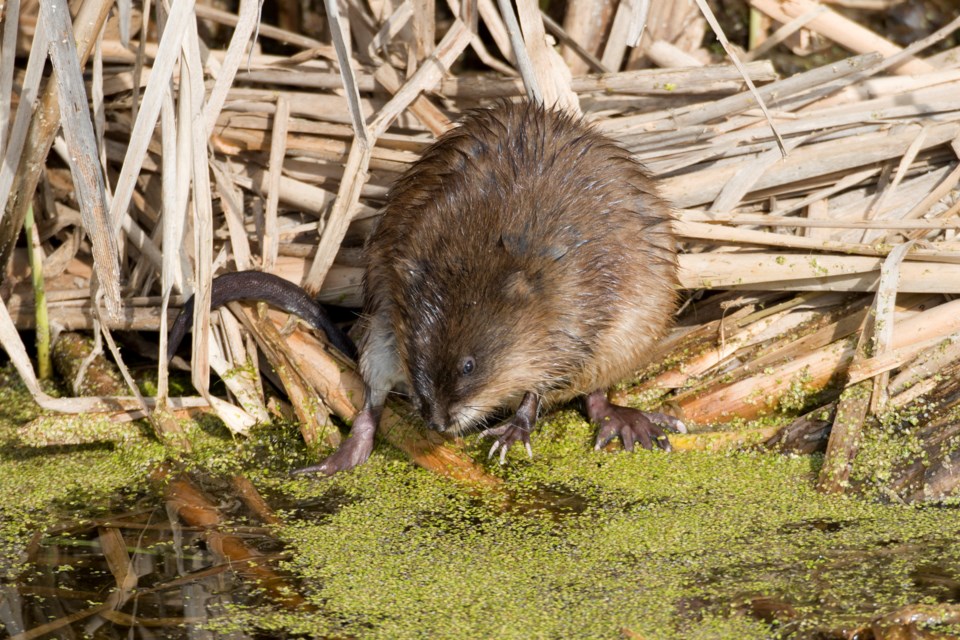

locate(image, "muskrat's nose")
(427, 407), (449, 432)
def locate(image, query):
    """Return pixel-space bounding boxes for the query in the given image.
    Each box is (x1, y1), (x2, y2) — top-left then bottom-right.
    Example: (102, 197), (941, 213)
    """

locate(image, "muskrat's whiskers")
(449, 404), (501, 434)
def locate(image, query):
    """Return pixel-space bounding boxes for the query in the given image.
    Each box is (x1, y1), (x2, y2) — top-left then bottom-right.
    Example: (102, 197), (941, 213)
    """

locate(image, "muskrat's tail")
(167, 271), (358, 362)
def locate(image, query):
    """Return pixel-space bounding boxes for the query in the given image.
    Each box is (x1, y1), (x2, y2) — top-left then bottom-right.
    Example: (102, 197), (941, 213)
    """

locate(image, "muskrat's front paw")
(291, 407), (379, 477)
(592, 406), (684, 453)
(292, 436), (374, 477)
(480, 421), (534, 464)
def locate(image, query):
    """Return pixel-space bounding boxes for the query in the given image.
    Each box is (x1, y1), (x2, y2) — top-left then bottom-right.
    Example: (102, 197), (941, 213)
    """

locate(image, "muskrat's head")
(396, 262), (563, 435)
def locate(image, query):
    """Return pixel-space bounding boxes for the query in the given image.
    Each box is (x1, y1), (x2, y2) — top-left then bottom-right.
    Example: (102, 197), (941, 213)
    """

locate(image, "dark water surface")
(2, 488), (295, 640)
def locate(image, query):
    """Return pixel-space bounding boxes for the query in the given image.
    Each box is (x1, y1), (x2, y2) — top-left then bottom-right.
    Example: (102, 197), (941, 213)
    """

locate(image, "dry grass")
(1, 0), (959, 499)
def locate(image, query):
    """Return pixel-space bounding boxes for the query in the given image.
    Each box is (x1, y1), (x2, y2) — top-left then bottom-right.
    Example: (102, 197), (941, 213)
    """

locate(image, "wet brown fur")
(361, 102), (677, 433)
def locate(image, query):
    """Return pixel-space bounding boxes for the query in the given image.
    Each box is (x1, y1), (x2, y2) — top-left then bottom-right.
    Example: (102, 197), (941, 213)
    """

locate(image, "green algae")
(3, 363), (960, 638)
(0, 366), (167, 577)
(217, 412), (960, 639)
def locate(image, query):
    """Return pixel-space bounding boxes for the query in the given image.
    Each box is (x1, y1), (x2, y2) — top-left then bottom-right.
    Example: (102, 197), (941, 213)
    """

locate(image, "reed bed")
(1, 0), (958, 500)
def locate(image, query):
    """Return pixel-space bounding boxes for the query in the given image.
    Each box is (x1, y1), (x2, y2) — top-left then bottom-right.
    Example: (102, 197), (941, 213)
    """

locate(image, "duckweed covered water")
(1, 364), (959, 638)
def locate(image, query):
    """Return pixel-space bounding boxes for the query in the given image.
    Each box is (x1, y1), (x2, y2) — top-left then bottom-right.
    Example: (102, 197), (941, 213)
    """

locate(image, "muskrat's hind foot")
(479, 392), (539, 464)
(585, 390), (686, 453)
(292, 405), (380, 476)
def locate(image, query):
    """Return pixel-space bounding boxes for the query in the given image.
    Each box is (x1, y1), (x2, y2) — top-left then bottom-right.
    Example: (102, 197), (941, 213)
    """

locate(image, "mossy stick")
(24, 203), (50, 380)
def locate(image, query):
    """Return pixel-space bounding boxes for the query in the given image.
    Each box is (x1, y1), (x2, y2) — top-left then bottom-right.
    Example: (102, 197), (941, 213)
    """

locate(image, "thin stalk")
(24, 204), (50, 379)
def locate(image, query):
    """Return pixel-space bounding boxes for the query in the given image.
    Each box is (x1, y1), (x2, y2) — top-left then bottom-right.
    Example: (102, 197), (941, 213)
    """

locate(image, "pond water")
(4, 495), (274, 639)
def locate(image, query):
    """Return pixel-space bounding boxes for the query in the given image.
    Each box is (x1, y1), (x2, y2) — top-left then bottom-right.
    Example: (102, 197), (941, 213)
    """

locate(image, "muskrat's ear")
(499, 229), (536, 259)
(500, 230), (575, 263)
(504, 269), (537, 300)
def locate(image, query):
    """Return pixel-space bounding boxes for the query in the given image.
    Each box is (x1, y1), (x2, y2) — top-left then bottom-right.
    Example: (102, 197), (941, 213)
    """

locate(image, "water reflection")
(1, 468), (295, 639)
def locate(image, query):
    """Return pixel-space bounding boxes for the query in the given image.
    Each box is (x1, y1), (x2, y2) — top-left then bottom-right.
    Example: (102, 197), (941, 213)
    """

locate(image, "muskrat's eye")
(460, 356), (476, 376)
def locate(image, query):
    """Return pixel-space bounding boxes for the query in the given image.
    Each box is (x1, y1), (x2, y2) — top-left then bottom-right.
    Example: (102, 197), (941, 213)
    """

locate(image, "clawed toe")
(593, 413), (670, 452)
(586, 391), (679, 454)
(477, 392), (539, 464)
(481, 422), (534, 464)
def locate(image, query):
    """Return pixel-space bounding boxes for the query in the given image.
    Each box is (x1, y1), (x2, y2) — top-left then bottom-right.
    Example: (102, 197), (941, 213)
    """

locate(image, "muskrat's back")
(363, 102), (676, 432)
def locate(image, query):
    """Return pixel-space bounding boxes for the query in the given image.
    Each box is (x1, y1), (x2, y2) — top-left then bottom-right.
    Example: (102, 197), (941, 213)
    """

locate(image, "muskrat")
(171, 102), (683, 475)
